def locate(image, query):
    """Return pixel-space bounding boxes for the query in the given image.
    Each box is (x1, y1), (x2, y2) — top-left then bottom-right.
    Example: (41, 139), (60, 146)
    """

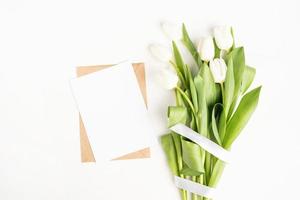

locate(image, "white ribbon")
(174, 176), (216, 199)
(170, 123), (230, 163)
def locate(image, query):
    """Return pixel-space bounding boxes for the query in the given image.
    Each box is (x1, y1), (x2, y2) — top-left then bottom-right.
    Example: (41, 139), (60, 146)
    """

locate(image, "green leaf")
(170, 61), (186, 89)
(226, 47), (246, 117)
(208, 160), (226, 187)
(175, 87), (196, 122)
(183, 63), (194, 99)
(213, 38), (221, 58)
(205, 151), (212, 180)
(194, 75), (208, 165)
(241, 66), (256, 94)
(167, 106), (187, 172)
(161, 134), (179, 175)
(181, 139), (205, 174)
(172, 41), (186, 79)
(175, 89), (185, 106)
(211, 104), (222, 145)
(181, 23), (201, 67)
(189, 76), (198, 112)
(231, 27), (236, 49)
(194, 75), (208, 137)
(182, 24), (197, 56)
(223, 86), (262, 149)
(230, 47), (245, 97)
(224, 57), (235, 116)
(199, 63), (221, 109)
(171, 132), (183, 170)
(167, 106), (188, 127)
(219, 109), (227, 143)
(190, 114), (197, 130)
(181, 163), (204, 176)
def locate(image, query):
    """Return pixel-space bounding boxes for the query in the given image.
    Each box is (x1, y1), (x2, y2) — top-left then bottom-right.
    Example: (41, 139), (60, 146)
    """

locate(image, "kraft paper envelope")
(76, 63), (150, 163)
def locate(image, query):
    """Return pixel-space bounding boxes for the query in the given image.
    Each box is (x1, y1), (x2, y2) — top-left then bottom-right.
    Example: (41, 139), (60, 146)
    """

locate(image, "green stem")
(180, 188), (187, 200)
(194, 176), (201, 200)
(176, 86), (197, 118)
(176, 87), (200, 132)
(199, 175), (204, 200)
(170, 61), (187, 89)
(191, 176), (198, 200)
(174, 89), (188, 200)
(220, 82), (225, 105)
(176, 85), (209, 200)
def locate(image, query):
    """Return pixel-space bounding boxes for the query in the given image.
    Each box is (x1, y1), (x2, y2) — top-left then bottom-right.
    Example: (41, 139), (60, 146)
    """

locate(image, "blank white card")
(70, 62), (153, 162)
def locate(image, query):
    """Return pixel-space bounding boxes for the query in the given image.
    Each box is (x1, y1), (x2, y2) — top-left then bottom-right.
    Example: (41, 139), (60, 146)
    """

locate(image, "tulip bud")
(209, 58), (227, 83)
(197, 36), (215, 62)
(160, 21), (181, 41)
(213, 26), (233, 51)
(156, 68), (178, 90)
(148, 43), (172, 63)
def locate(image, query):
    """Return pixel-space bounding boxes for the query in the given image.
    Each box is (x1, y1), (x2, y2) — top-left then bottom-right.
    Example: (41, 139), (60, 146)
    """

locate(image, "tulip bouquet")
(150, 24), (261, 200)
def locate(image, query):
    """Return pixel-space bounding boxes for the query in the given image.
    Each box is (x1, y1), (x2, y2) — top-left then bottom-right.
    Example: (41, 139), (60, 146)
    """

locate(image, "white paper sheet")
(70, 61), (153, 162)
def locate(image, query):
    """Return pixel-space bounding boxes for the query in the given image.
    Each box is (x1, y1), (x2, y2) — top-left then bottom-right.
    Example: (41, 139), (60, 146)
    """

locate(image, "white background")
(0, 0), (300, 199)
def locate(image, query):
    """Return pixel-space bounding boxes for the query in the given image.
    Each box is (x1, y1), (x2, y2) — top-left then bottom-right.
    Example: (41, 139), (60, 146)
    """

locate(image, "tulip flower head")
(156, 68), (178, 90)
(197, 36), (215, 62)
(148, 43), (172, 63)
(213, 26), (233, 51)
(209, 58), (227, 83)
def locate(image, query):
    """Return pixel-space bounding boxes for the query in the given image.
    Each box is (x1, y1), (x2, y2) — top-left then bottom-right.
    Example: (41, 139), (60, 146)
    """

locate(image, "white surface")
(70, 61), (153, 161)
(0, 0), (299, 199)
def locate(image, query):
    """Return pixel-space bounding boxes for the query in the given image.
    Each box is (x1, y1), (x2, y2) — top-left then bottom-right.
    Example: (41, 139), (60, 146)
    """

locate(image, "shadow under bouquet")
(152, 24), (261, 200)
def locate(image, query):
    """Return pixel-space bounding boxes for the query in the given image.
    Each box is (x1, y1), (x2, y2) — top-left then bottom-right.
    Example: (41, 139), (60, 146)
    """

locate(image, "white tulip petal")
(156, 68), (178, 90)
(209, 58), (227, 83)
(148, 44), (172, 63)
(161, 21), (182, 41)
(197, 36), (215, 62)
(196, 39), (203, 53)
(213, 26), (233, 51)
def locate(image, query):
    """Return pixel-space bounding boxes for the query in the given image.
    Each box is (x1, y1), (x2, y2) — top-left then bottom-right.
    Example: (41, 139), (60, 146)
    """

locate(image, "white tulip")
(156, 68), (178, 90)
(148, 43), (172, 63)
(160, 21), (181, 41)
(197, 36), (215, 62)
(213, 26), (233, 51)
(209, 58), (227, 83)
